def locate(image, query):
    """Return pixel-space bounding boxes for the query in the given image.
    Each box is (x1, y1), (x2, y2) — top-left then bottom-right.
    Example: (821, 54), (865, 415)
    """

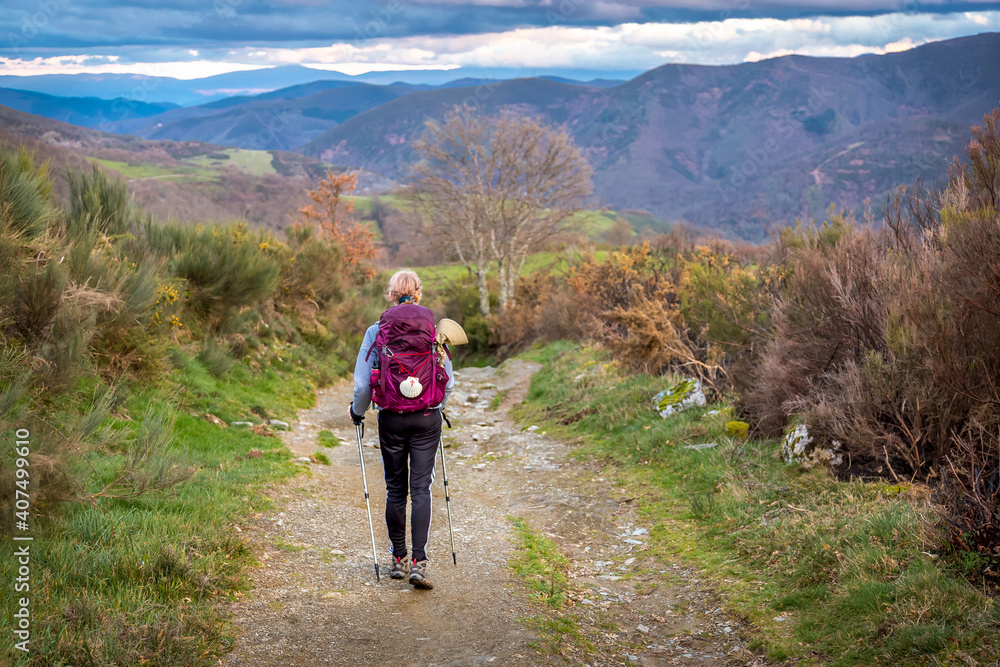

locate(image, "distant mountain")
(0, 66), (642, 106)
(105, 83), (415, 151)
(0, 104), (393, 230)
(539, 76), (625, 88)
(301, 33), (1000, 240)
(99, 74), (617, 150)
(0, 66), (354, 106)
(0, 88), (178, 128)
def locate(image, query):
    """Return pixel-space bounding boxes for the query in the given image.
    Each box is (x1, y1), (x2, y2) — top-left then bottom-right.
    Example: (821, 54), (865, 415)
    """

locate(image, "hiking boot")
(408, 559), (433, 590)
(390, 556), (409, 579)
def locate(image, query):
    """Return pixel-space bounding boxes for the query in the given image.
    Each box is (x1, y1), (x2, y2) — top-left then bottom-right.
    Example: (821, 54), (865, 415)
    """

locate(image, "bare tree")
(404, 106), (593, 316)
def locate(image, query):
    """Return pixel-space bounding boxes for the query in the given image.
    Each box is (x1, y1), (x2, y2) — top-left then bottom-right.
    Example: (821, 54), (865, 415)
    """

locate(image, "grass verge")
(512, 342), (1000, 666)
(508, 516), (593, 660)
(0, 349), (340, 666)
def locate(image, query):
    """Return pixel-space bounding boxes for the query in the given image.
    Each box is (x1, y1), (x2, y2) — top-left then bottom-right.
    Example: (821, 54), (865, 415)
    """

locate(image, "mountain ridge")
(299, 32), (1000, 240)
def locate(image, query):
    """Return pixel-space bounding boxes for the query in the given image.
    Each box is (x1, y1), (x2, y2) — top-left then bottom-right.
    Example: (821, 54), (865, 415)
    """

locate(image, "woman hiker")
(349, 270), (454, 590)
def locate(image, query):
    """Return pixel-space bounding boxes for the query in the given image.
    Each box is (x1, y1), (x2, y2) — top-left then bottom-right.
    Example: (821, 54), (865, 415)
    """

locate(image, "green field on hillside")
(91, 157), (219, 183)
(187, 149), (278, 177)
(93, 148), (279, 185)
(418, 249), (609, 294)
(347, 195), (666, 241)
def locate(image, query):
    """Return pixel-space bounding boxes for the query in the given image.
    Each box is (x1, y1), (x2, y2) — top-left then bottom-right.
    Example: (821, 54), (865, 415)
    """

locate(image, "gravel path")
(218, 360), (765, 666)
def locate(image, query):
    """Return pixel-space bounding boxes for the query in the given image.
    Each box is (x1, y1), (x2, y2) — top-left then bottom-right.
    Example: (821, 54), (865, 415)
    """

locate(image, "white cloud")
(246, 11), (1000, 71)
(0, 57), (268, 79)
(307, 62), (461, 75)
(0, 10), (997, 77)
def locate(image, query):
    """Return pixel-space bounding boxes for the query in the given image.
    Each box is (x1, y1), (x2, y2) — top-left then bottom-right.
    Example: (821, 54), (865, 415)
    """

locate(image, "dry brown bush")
(740, 104), (1000, 560)
(565, 242), (721, 382)
(492, 271), (579, 356)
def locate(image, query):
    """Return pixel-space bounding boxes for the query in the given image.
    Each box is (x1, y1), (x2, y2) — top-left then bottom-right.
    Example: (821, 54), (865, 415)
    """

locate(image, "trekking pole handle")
(442, 411), (452, 429)
(348, 402), (364, 439)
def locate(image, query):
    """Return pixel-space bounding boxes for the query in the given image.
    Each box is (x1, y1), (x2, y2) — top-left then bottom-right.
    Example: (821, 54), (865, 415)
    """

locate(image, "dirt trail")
(220, 361), (763, 667)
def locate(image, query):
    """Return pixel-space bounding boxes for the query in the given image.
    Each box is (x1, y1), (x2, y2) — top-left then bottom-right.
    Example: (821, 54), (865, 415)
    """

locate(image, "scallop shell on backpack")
(399, 376), (424, 398)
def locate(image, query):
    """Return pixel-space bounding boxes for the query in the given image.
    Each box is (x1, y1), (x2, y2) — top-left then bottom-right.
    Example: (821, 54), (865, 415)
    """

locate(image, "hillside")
(0, 105), (392, 229)
(104, 83), (415, 151)
(301, 33), (1000, 240)
(100, 77), (618, 151)
(0, 87), (178, 128)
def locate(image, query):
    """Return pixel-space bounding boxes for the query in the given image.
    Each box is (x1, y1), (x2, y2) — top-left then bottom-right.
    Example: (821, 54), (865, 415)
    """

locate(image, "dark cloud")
(3, 0), (1000, 55)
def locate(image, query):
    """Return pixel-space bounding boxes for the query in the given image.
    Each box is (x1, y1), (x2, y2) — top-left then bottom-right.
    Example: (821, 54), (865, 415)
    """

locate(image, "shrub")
(493, 269), (579, 355)
(197, 339), (234, 377)
(169, 222), (281, 333)
(735, 105), (1000, 566)
(0, 145), (55, 240)
(567, 241), (721, 382)
(67, 165), (136, 238)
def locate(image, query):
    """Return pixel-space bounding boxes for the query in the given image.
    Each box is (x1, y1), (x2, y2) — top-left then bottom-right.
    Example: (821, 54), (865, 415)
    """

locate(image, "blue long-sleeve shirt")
(351, 322), (454, 416)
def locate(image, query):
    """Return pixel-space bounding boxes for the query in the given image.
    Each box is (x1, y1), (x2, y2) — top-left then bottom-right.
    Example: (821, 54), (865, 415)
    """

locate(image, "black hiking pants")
(377, 408), (441, 562)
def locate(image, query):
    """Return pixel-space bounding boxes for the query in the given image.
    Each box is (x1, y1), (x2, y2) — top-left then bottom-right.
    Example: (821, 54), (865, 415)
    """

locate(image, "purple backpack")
(367, 303), (447, 412)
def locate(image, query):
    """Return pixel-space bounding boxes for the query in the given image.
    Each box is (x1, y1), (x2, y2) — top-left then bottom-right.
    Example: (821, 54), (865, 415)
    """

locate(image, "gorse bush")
(0, 145), (55, 240)
(0, 145), (378, 529)
(166, 222), (282, 333)
(67, 164), (136, 238)
(0, 145), (378, 666)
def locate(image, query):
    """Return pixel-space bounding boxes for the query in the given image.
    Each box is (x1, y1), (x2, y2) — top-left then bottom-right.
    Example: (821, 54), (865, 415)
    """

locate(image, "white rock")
(651, 378), (706, 418)
(781, 425), (843, 468)
(637, 624), (650, 633)
(684, 442), (718, 451)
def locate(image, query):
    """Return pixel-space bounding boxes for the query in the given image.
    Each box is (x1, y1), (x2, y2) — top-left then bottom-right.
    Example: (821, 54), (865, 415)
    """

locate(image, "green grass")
(418, 249), (609, 297)
(187, 149), (277, 177)
(345, 194), (403, 217)
(0, 349), (334, 666)
(317, 430), (341, 448)
(94, 149), (277, 185)
(509, 515), (595, 659)
(509, 516), (571, 608)
(512, 342), (1000, 666)
(91, 158), (218, 183)
(489, 390), (507, 411)
(568, 209), (618, 236)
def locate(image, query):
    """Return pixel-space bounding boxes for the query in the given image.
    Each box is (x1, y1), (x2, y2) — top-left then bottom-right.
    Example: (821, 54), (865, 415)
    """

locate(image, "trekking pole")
(439, 411), (457, 565)
(353, 418), (380, 581)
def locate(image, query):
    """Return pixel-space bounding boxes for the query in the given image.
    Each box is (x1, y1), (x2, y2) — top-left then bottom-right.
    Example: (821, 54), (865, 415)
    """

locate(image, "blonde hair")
(386, 269), (422, 304)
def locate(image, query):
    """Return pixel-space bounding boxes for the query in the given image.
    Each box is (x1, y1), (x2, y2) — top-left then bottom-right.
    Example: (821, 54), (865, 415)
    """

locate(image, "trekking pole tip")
(452, 553), (457, 566)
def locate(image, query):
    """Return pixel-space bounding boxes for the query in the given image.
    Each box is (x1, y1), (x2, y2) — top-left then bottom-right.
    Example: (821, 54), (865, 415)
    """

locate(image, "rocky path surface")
(220, 361), (764, 667)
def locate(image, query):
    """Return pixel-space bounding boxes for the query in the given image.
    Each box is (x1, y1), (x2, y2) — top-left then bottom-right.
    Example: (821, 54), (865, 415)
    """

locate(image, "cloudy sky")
(1, 0), (999, 79)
